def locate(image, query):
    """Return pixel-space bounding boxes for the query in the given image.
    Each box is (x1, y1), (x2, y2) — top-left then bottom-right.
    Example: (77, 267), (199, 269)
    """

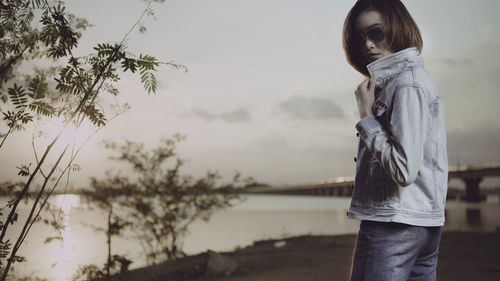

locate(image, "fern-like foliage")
(17, 164), (31, 177)
(137, 54), (159, 95)
(29, 101), (55, 117)
(121, 57), (138, 73)
(137, 54), (159, 70)
(55, 65), (81, 95)
(27, 75), (48, 99)
(7, 84), (28, 110)
(30, 0), (43, 8)
(140, 69), (157, 95)
(18, 112), (33, 124)
(11, 255), (27, 264)
(3, 111), (18, 129)
(0, 240), (11, 268)
(165, 60), (188, 73)
(0, 240), (10, 258)
(40, 4), (79, 59)
(103, 83), (119, 96)
(82, 104), (106, 127)
(94, 43), (118, 58)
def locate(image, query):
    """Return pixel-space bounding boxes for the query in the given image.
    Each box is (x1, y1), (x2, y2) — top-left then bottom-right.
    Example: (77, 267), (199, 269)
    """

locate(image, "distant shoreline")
(106, 230), (500, 281)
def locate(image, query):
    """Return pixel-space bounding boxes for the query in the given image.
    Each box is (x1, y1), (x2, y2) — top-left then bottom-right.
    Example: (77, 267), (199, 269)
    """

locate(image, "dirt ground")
(109, 231), (500, 281)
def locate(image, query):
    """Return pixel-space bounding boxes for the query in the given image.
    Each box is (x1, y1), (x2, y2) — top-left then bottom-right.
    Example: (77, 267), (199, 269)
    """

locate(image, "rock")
(273, 240), (287, 248)
(205, 250), (237, 277)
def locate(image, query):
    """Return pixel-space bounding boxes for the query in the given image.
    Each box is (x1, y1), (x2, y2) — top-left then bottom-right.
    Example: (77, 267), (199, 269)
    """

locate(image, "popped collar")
(367, 47), (424, 91)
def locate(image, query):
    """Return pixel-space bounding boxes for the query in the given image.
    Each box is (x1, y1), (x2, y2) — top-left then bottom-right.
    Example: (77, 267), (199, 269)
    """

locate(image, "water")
(2, 194), (500, 280)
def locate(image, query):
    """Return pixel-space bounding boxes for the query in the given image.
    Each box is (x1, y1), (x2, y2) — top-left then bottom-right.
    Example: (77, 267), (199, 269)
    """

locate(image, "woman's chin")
(366, 57), (377, 65)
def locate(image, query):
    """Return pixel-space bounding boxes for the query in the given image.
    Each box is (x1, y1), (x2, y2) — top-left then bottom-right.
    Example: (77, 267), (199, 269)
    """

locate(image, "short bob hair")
(343, 0), (423, 76)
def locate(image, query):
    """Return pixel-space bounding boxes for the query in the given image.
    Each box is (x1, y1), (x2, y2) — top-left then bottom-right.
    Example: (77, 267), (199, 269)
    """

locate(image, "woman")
(342, 0), (448, 280)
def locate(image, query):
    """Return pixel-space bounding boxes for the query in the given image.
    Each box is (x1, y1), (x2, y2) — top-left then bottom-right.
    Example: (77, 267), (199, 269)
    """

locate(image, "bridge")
(244, 164), (500, 202)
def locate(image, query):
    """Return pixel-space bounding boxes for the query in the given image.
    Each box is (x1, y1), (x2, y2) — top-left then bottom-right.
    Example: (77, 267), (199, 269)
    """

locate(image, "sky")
(1, 0), (500, 189)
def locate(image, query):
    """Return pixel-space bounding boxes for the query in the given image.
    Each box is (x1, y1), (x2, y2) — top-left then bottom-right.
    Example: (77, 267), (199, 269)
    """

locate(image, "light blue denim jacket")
(348, 47), (448, 226)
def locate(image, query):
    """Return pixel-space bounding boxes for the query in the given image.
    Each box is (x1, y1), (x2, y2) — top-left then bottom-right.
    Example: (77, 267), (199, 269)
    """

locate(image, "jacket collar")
(367, 47), (424, 90)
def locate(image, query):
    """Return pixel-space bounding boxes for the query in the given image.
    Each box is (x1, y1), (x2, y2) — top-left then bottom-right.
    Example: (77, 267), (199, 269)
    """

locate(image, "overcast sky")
(1, 0), (500, 188)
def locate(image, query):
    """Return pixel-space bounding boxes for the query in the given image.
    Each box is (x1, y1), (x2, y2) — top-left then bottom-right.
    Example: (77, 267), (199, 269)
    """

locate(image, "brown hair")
(342, 0), (423, 76)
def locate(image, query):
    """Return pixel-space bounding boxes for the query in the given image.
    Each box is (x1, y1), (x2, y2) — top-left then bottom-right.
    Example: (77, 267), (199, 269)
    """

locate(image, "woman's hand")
(354, 74), (377, 119)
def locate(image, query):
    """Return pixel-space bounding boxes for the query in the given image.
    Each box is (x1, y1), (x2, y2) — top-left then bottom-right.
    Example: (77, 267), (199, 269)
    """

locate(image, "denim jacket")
(347, 47), (448, 226)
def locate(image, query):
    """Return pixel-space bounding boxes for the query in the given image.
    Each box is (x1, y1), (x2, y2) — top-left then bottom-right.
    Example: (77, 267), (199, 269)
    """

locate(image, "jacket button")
(354, 157), (357, 163)
(356, 132), (360, 137)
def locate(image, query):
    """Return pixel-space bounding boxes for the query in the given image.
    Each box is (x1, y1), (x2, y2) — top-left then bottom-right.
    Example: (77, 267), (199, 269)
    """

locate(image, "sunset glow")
(51, 194), (80, 281)
(43, 118), (96, 150)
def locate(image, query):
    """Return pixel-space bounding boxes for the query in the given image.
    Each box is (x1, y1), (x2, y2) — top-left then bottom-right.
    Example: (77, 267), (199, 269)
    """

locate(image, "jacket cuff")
(355, 115), (381, 138)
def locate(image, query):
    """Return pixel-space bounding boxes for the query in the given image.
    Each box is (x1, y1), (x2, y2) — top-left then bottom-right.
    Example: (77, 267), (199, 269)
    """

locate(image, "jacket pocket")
(369, 156), (398, 207)
(368, 157), (388, 206)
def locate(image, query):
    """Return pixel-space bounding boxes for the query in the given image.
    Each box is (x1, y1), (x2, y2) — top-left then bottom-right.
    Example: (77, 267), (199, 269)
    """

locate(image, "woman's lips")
(366, 53), (379, 63)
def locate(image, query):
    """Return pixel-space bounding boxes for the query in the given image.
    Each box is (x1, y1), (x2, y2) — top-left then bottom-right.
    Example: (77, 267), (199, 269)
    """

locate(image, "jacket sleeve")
(355, 85), (429, 187)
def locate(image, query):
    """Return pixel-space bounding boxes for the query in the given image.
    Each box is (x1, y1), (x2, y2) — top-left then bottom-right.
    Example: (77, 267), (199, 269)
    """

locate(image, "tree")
(0, 0), (186, 279)
(77, 176), (133, 281)
(81, 135), (249, 268)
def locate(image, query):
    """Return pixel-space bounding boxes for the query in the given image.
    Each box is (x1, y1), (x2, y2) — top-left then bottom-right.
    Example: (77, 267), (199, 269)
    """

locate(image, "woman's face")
(354, 10), (393, 64)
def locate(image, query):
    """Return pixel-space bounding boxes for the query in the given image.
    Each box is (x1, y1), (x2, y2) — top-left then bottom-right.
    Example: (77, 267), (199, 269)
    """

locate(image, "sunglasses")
(353, 27), (385, 46)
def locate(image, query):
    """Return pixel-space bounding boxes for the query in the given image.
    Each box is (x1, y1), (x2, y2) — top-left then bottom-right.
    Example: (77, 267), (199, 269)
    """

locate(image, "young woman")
(342, 0), (448, 280)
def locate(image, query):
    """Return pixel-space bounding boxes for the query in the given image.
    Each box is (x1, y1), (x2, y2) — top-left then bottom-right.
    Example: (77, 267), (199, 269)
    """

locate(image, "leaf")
(19, 112), (33, 124)
(2, 110), (29, 131)
(137, 54), (159, 70)
(8, 84), (28, 110)
(28, 75), (49, 99)
(17, 163), (31, 177)
(54, 66), (82, 95)
(121, 58), (137, 73)
(12, 255), (27, 264)
(29, 100), (56, 117)
(7, 199), (15, 208)
(94, 43), (117, 58)
(44, 236), (63, 244)
(72, 163), (81, 172)
(2, 111), (16, 127)
(106, 86), (119, 96)
(31, 0), (43, 8)
(140, 70), (157, 95)
(165, 60), (188, 73)
(0, 241), (11, 259)
(82, 104), (106, 127)
(38, 4), (79, 59)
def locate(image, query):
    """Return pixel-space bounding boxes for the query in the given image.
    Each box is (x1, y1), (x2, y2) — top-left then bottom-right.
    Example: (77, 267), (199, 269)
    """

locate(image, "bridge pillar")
(463, 177), (483, 202)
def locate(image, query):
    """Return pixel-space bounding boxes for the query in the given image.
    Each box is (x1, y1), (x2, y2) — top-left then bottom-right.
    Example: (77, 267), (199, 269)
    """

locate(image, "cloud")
(188, 108), (251, 123)
(191, 108), (216, 121)
(278, 96), (345, 120)
(447, 120), (500, 166)
(220, 109), (251, 123)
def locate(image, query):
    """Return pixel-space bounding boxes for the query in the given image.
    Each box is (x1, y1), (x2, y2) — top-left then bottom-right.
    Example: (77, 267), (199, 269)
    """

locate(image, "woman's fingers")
(356, 79), (369, 94)
(354, 76), (377, 119)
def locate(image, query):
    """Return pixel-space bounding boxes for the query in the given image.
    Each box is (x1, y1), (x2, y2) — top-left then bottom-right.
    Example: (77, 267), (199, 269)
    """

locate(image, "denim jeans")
(350, 220), (442, 281)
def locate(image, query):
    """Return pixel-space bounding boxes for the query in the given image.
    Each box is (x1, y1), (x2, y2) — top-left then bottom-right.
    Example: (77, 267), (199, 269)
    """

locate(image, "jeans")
(350, 220), (442, 281)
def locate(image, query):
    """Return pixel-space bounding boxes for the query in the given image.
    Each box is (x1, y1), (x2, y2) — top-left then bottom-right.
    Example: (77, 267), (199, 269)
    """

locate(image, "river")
(2, 194), (500, 280)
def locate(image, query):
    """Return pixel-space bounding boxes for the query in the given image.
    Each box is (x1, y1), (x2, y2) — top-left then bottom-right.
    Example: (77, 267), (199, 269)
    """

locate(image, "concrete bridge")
(245, 164), (500, 202)
(448, 164), (500, 201)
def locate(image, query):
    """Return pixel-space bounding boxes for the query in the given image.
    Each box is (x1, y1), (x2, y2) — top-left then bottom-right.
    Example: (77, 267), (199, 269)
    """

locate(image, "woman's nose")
(364, 38), (376, 49)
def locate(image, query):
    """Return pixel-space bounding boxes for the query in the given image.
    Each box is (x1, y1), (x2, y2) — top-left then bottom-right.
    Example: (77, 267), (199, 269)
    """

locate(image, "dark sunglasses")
(353, 27), (385, 46)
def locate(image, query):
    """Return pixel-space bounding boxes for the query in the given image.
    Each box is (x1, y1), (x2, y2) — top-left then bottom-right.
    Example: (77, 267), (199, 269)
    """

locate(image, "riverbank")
(108, 231), (500, 281)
